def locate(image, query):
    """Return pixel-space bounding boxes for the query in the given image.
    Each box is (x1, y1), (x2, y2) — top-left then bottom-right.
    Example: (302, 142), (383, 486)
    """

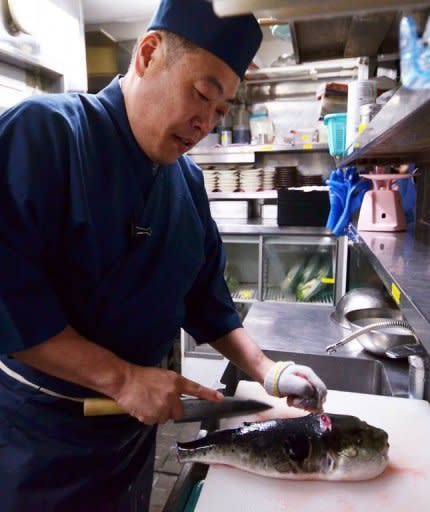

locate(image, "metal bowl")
(344, 307), (416, 355)
(331, 288), (396, 329)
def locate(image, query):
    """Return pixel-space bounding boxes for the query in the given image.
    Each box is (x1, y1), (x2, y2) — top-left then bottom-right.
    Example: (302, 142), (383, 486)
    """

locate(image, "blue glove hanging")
(326, 167), (371, 236)
(325, 169), (346, 231)
(331, 179), (370, 236)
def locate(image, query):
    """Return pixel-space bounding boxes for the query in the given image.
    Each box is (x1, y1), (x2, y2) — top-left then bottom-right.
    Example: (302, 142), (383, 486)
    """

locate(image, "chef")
(0, 0), (327, 510)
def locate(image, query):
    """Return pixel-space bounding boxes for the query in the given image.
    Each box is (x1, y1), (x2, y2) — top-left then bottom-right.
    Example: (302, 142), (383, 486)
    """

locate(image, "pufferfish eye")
(342, 446), (358, 458)
(321, 453), (335, 473)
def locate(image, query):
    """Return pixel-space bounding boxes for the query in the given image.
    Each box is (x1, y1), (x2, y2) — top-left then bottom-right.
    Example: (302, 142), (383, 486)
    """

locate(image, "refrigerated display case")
(263, 234), (335, 304)
(224, 235), (260, 303)
(182, 229), (346, 359)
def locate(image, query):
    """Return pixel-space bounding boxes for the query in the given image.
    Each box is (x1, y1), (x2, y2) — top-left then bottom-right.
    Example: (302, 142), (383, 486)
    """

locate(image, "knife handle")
(83, 398), (125, 416)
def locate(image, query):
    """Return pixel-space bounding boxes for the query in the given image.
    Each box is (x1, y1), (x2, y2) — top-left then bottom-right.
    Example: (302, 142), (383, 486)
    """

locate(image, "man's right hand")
(112, 365), (224, 425)
(11, 326), (221, 425)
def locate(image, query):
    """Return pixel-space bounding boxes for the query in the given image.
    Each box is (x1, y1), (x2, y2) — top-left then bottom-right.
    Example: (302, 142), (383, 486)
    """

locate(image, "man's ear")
(135, 32), (163, 76)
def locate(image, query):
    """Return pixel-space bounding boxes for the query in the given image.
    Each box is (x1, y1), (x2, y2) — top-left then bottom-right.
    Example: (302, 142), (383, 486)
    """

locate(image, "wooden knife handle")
(83, 398), (125, 416)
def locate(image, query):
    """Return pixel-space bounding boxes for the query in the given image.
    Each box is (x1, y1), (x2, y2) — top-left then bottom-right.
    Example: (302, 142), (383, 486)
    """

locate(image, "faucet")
(325, 320), (430, 400)
(385, 344), (430, 400)
(325, 319), (416, 354)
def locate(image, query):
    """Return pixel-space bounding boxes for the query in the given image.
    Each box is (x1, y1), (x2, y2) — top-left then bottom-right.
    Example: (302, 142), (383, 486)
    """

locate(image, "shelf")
(208, 191), (277, 200)
(189, 142), (328, 156)
(338, 87), (430, 166)
(348, 224), (430, 353)
(263, 286), (333, 304)
(263, 234), (334, 245)
(230, 286), (258, 302)
(189, 143), (329, 164)
(217, 221), (332, 235)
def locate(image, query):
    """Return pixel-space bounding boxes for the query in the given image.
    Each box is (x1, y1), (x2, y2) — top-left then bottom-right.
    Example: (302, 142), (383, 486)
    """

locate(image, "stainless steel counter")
(242, 301), (409, 397)
(216, 219), (332, 235)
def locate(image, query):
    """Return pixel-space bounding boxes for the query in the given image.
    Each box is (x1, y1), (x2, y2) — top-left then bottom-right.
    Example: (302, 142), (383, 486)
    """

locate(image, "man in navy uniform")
(0, 0), (327, 509)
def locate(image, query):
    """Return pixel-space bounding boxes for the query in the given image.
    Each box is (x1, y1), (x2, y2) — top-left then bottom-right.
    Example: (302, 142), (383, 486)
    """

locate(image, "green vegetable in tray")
(295, 256), (332, 302)
(280, 256), (306, 293)
(226, 275), (239, 294)
(301, 253), (321, 283)
(296, 277), (325, 302)
(224, 260), (239, 294)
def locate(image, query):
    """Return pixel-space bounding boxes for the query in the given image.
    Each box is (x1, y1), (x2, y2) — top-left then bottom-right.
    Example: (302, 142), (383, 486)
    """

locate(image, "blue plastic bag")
(400, 16), (430, 89)
(395, 164), (416, 224)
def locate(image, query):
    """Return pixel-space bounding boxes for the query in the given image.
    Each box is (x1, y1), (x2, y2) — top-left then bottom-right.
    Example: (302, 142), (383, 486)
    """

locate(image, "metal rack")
(348, 225), (430, 354)
(331, 85), (430, 354)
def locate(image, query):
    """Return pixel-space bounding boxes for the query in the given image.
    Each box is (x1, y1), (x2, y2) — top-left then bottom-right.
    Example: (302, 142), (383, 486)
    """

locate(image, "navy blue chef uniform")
(0, 76), (242, 511)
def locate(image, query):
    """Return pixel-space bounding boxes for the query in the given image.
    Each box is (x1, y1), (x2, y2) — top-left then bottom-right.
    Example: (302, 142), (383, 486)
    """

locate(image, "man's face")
(126, 39), (240, 164)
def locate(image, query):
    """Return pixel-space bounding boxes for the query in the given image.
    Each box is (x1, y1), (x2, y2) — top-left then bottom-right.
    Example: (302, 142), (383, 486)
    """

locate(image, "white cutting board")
(195, 381), (430, 512)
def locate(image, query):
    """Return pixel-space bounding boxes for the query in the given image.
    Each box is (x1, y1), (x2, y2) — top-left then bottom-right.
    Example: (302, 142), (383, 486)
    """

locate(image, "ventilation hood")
(212, 0), (430, 19)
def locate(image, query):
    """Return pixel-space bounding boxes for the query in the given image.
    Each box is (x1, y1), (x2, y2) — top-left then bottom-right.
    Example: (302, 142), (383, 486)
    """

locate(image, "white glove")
(263, 361), (327, 411)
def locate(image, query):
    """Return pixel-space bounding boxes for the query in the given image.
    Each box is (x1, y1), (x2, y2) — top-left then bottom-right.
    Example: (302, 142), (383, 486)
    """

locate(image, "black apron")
(0, 369), (156, 511)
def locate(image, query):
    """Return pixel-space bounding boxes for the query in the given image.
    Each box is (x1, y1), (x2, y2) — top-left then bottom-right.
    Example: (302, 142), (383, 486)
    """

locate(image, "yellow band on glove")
(264, 361), (294, 397)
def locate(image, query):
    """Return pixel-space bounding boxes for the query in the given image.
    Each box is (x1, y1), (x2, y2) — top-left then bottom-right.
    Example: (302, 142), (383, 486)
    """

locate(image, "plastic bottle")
(249, 107), (275, 145)
(218, 112), (233, 146)
(233, 105), (251, 144)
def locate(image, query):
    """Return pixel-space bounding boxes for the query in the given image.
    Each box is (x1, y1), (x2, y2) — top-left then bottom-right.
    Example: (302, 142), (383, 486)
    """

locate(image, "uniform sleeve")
(0, 297), (22, 348)
(182, 162), (242, 344)
(0, 99), (68, 353)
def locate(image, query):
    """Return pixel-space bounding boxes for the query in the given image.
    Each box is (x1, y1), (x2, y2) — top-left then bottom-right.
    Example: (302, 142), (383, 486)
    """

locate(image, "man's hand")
(112, 365), (223, 424)
(263, 361), (327, 412)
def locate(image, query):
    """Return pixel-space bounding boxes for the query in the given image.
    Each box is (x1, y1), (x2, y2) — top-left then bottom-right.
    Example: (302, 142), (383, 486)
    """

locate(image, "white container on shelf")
(345, 79), (377, 153)
(249, 109), (275, 145)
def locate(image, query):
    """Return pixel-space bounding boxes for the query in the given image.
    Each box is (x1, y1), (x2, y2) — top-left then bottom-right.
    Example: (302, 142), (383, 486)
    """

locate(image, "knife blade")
(83, 396), (272, 421)
(177, 397), (273, 423)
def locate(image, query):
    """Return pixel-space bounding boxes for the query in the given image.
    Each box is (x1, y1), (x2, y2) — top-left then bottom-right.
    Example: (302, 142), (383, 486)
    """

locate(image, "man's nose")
(191, 110), (217, 135)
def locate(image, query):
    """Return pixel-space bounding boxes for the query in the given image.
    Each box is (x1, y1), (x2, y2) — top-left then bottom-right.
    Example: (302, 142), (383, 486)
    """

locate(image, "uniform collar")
(96, 75), (155, 169)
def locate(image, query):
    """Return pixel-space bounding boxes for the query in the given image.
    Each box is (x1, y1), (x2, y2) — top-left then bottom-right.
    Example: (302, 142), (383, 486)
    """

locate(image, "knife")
(83, 396), (272, 422)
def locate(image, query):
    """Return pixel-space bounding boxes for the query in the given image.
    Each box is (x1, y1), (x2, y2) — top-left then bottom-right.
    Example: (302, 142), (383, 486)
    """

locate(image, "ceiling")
(81, 0), (294, 68)
(81, 0), (430, 70)
(81, 0), (158, 25)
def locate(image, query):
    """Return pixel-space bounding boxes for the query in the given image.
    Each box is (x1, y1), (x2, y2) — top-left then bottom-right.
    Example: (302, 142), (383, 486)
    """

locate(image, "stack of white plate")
(238, 168), (262, 192)
(262, 167), (276, 190)
(217, 170), (239, 192)
(202, 169), (218, 193)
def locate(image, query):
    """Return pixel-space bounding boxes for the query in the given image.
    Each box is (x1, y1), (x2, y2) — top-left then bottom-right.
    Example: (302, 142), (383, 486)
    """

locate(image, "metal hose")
(325, 319), (417, 354)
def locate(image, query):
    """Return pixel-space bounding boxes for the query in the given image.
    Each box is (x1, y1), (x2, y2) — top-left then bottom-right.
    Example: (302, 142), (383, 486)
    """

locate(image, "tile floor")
(149, 420), (201, 512)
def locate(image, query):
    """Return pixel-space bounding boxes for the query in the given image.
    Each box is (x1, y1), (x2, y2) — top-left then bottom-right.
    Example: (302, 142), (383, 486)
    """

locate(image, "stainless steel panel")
(241, 301), (409, 396)
(340, 87), (430, 165)
(222, 350), (393, 396)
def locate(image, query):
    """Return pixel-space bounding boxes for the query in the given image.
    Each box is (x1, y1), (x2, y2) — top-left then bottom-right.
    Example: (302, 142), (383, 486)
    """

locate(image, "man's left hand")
(263, 361), (327, 412)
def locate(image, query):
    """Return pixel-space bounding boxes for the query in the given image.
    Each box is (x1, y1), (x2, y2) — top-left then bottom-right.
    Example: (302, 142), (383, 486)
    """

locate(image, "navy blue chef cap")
(147, 0), (262, 79)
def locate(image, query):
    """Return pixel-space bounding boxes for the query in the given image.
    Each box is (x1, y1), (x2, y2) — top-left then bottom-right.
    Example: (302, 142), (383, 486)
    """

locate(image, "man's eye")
(196, 89), (209, 102)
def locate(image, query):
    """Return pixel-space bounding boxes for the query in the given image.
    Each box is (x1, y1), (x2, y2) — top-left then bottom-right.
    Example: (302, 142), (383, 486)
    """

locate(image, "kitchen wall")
(0, 0), (87, 105)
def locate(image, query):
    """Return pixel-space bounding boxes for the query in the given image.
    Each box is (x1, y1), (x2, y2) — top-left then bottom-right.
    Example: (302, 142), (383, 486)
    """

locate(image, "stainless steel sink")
(221, 349), (394, 397)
